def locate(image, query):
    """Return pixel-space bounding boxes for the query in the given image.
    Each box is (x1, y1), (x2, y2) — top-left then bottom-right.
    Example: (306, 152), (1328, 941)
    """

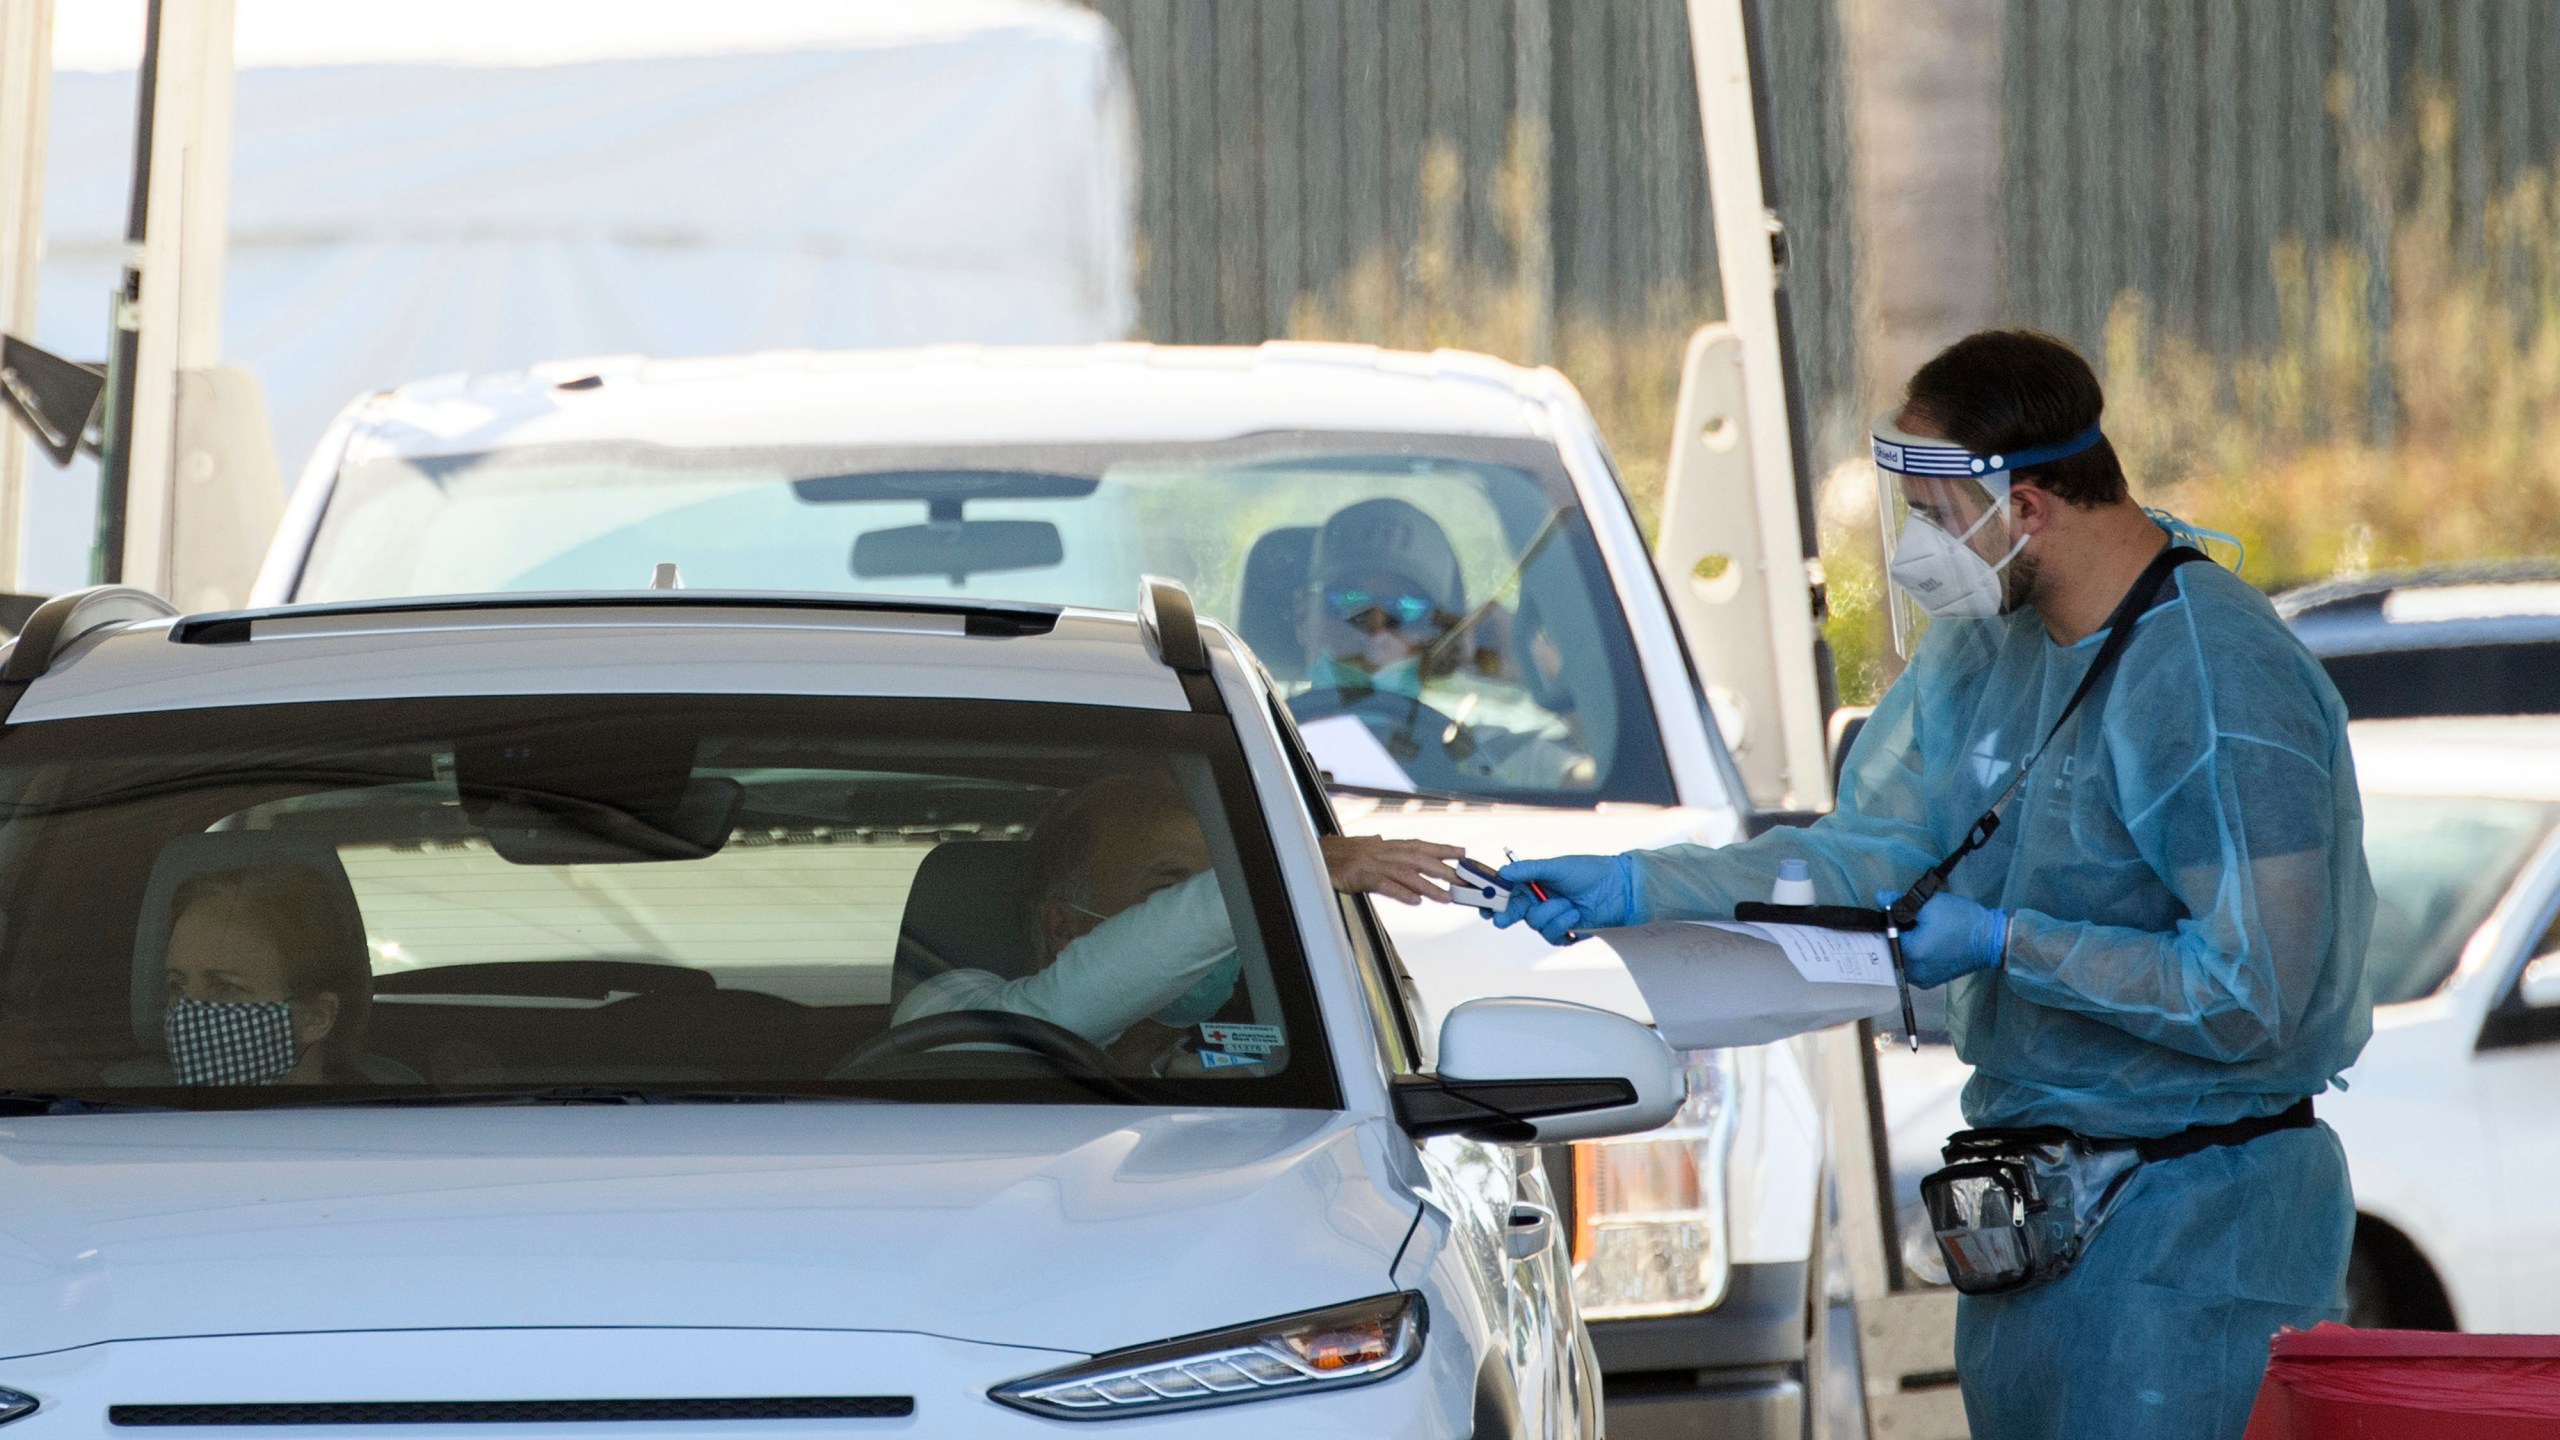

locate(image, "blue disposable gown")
(1629, 541), (2373, 1438)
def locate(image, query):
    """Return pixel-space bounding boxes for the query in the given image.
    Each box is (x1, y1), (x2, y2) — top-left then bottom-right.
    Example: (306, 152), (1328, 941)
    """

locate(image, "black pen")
(1881, 918), (1920, 1052)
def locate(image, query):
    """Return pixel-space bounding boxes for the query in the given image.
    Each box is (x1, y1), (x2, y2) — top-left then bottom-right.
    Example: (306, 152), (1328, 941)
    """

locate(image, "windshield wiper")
(0, 1090), (180, 1115)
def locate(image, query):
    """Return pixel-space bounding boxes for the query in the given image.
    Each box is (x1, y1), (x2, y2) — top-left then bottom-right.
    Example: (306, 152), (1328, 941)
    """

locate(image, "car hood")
(1333, 799), (1732, 1027)
(0, 1104), (1416, 1359)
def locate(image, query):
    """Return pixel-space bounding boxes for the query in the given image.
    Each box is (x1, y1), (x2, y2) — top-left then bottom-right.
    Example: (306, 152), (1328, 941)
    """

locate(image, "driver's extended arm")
(894, 872), (1234, 1045)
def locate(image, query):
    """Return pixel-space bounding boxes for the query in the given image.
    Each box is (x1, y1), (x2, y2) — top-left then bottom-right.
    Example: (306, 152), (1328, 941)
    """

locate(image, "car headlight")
(0, 1389), (34, 1426)
(1568, 1048), (1737, 1319)
(990, 1292), (1426, 1419)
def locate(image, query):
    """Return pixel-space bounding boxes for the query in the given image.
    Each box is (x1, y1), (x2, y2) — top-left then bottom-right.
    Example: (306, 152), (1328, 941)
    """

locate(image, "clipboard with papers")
(1598, 919), (1901, 1051)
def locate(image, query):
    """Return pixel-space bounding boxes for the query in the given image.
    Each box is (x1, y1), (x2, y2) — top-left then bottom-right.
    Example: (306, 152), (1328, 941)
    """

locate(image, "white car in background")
(0, 579), (1688, 1437)
(253, 343), (1842, 1438)
(2314, 715), (2560, 1331)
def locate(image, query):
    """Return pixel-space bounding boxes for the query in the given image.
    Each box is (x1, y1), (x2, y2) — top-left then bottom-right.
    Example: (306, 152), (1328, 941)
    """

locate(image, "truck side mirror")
(2519, 953), (2560, 1010)
(1392, 997), (1685, 1143)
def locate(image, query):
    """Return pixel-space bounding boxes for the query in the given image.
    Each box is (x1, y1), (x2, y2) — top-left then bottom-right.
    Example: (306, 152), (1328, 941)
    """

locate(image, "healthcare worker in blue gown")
(1495, 330), (2372, 1440)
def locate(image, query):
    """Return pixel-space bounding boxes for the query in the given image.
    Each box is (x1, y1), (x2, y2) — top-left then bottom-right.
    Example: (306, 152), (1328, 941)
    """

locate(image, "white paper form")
(1600, 922), (1899, 1050)
(1296, 715), (1416, 793)
(1701, 921), (1897, 987)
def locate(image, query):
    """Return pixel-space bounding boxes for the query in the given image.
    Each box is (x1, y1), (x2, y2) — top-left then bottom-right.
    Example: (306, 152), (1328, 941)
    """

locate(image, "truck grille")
(109, 1398), (914, 1426)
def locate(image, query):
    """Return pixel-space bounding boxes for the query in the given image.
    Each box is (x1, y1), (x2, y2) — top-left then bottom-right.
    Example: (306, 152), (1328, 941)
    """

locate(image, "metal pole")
(1678, 0), (1832, 804)
(94, 0), (163, 586)
(0, 0), (57, 593)
(1511, 0), (1553, 366)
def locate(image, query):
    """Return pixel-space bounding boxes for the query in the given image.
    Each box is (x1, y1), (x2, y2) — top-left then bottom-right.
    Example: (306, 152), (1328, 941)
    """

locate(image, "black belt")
(2122, 1098), (2315, 1164)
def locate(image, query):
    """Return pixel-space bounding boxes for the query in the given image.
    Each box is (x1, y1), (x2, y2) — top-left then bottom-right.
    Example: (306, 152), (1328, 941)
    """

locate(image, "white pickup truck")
(251, 341), (1849, 1438)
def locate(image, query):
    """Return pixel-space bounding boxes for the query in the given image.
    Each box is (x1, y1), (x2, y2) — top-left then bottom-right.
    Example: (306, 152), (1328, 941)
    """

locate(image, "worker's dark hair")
(1900, 329), (2129, 507)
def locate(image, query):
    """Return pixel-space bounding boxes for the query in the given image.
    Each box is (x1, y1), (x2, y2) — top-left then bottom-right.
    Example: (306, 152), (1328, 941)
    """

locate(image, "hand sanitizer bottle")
(1771, 858), (1815, 906)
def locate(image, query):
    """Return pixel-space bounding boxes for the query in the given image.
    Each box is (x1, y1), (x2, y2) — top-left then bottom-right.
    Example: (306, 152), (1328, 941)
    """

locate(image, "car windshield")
(0, 694), (1334, 1111)
(294, 434), (1675, 806)
(2359, 792), (2560, 1006)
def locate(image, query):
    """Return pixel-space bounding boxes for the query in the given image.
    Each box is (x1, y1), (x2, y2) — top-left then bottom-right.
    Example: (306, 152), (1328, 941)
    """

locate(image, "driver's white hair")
(1020, 770), (1191, 960)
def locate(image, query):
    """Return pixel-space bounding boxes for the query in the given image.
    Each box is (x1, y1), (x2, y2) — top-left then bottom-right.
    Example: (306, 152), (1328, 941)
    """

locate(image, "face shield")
(1870, 412), (2105, 656)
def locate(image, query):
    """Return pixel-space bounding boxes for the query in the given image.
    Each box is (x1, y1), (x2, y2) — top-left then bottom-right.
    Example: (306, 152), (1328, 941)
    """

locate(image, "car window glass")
(0, 696), (1335, 1109)
(299, 434), (1676, 806)
(2361, 793), (2560, 1006)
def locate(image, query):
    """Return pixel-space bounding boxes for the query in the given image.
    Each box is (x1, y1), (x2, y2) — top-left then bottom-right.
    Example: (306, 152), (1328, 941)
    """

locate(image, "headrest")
(131, 830), (364, 1048)
(890, 841), (1035, 1000)
(1237, 526), (1316, 681)
(1508, 595), (1577, 715)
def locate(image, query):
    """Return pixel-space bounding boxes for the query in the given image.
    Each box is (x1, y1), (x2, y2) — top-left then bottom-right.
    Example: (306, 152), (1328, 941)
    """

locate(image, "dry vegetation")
(1291, 100), (2560, 706)
(2115, 96), (2560, 591)
(1286, 139), (1700, 530)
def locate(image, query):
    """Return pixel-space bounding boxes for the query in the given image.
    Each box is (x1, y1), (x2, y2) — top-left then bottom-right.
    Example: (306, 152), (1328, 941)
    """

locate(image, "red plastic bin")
(2246, 1323), (2560, 1439)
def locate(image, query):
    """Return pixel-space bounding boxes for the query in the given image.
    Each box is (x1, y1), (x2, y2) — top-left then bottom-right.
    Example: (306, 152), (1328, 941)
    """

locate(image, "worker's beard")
(1997, 546), (2040, 615)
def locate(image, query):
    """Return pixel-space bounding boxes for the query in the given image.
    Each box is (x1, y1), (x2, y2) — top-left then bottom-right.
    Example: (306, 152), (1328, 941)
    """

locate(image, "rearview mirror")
(851, 519), (1062, 583)
(455, 721), (741, 865)
(1393, 997), (1685, 1143)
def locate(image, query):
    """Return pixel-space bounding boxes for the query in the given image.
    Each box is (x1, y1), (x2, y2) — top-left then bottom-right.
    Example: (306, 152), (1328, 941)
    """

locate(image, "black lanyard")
(1881, 542), (2208, 930)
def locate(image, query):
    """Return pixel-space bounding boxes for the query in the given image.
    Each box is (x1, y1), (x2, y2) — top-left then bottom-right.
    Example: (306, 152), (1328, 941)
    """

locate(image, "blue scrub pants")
(1953, 1122), (2353, 1440)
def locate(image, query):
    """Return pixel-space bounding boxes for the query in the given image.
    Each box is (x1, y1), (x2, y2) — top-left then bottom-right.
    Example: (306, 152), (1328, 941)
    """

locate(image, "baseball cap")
(1307, 498), (1466, 616)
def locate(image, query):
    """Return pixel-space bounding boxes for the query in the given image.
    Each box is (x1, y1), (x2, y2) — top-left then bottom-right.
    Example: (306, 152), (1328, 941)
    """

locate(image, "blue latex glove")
(1492, 854), (1645, 945)
(1876, 889), (2006, 988)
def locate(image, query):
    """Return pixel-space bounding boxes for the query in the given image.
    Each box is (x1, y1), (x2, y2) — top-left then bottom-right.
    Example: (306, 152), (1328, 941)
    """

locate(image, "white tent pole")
(0, 0), (56, 593)
(117, 0), (236, 596)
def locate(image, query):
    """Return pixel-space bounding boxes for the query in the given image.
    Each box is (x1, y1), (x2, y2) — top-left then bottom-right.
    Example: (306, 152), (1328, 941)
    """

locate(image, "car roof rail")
(0, 585), (179, 687)
(166, 590), (1063, 644)
(1139, 575), (1224, 715)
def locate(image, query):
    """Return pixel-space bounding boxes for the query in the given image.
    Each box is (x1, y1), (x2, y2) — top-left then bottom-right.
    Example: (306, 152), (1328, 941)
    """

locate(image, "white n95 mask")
(1887, 504), (2026, 622)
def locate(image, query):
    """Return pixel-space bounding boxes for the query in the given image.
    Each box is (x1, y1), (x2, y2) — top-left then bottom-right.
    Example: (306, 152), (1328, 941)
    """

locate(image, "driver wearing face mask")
(1296, 498), (1469, 704)
(889, 772), (1464, 1065)
(1290, 498), (1591, 789)
(138, 866), (378, 1086)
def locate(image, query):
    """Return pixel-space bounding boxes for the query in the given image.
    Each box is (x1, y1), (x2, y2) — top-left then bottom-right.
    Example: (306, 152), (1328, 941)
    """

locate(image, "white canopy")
(24, 0), (1135, 588)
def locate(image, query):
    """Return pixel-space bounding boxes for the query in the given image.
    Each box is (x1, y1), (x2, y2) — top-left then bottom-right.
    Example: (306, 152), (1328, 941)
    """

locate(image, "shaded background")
(27, 1), (2560, 699)
(1067, 0), (2560, 698)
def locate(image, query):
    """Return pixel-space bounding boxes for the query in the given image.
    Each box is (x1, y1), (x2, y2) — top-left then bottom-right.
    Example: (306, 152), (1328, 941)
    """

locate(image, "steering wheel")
(1288, 685), (1478, 786)
(829, 1009), (1141, 1102)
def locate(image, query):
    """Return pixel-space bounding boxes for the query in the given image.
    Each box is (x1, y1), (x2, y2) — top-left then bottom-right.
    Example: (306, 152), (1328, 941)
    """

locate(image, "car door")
(2471, 874), (2560, 1330)
(1339, 891), (1592, 1438)
(1271, 685), (1594, 1437)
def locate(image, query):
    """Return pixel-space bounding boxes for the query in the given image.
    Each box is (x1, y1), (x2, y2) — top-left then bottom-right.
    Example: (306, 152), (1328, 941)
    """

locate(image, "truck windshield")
(296, 433), (1675, 806)
(0, 694), (1335, 1112)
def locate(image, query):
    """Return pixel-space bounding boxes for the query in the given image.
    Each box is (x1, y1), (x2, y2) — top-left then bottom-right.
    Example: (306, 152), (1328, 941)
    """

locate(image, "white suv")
(256, 343), (1838, 1437)
(0, 581), (1688, 1438)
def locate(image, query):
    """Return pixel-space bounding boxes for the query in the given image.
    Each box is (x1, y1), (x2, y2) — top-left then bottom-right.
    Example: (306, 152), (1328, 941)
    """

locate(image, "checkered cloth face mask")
(163, 995), (300, 1085)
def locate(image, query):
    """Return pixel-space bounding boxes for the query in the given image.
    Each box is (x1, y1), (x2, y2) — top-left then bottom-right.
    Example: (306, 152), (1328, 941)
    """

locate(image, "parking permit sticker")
(1196, 1049), (1259, 1069)
(1198, 1022), (1284, 1055)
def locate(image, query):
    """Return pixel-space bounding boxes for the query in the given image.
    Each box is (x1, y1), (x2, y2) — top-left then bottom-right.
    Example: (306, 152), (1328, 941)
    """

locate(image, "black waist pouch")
(1921, 1100), (2317, 1296)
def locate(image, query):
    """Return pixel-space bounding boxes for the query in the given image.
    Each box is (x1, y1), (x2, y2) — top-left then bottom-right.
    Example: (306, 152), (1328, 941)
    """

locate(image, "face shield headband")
(1870, 415), (2107, 488)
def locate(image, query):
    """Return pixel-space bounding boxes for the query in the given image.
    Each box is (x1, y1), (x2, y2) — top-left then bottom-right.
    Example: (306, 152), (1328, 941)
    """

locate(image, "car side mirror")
(1392, 997), (1685, 1144)
(2519, 953), (2560, 1010)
